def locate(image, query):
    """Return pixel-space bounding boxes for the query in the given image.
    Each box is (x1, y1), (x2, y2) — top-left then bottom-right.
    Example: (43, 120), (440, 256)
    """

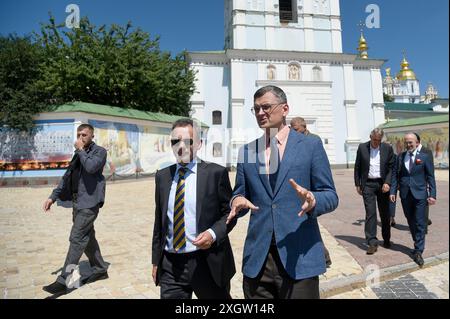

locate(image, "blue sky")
(1, 0), (448, 97)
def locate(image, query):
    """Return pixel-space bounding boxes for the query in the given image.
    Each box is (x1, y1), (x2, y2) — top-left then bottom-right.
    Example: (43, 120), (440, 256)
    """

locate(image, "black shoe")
(326, 259), (332, 268)
(82, 272), (109, 285)
(413, 253), (424, 268)
(427, 219), (432, 226)
(390, 217), (396, 227)
(43, 281), (67, 294)
(366, 245), (378, 255)
(383, 241), (392, 249)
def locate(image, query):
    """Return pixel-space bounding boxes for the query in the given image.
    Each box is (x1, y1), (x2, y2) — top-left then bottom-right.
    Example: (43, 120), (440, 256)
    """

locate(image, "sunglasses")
(170, 138), (194, 147)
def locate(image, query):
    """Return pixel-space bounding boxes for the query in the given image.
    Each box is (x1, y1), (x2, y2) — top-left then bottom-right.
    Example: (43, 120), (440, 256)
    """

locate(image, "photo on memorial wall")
(0, 122), (74, 171)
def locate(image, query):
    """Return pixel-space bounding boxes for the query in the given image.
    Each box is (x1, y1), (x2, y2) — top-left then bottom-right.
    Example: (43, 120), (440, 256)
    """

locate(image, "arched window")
(212, 111), (222, 125)
(213, 143), (223, 157)
(313, 66), (322, 81)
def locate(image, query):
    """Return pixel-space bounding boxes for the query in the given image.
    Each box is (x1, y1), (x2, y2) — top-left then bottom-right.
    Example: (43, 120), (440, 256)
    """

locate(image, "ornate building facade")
(188, 0), (386, 167)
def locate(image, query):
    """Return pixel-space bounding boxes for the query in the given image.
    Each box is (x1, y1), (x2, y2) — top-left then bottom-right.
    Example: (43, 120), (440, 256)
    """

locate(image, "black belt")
(367, 178), (383, 182)
(164, 250), (201, 259)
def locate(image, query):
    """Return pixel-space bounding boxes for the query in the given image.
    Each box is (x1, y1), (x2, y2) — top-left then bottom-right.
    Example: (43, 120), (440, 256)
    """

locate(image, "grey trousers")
(57, 199), (108, 286)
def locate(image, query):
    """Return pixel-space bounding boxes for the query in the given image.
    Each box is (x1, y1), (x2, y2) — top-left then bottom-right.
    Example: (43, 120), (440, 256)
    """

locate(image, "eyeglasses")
(171, 138), (194, 147)
(251, 103), (284, 114)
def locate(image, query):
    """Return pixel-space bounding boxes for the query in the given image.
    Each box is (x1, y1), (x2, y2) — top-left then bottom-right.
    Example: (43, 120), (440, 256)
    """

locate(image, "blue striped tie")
(173, 167), (186, 251)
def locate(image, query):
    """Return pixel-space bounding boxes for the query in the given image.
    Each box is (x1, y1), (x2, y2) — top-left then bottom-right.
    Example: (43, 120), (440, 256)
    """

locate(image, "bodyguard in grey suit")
(42, 124), (109, 295)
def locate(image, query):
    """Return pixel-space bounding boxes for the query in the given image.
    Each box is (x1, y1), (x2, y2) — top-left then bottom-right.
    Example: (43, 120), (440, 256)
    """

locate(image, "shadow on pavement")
(335, 235), (413, 258)
(44, 261), (96, 299)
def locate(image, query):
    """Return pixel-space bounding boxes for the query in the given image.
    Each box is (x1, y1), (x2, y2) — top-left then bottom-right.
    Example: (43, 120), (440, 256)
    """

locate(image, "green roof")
(189, 50), (225, 54)
(384, 102), (434, 112)
(380, 114), (449, 129)
(50, 102), (209, 128)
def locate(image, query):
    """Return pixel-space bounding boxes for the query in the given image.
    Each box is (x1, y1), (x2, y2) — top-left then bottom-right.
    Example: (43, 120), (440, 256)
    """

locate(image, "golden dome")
(357, 33), (369, 59)
(396, 56), (417, 81)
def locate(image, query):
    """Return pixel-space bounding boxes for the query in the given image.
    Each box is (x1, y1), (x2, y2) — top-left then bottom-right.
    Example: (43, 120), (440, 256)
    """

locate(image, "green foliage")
(0, 35), (48, 131)
(383, 93), (394, 102)
(0, 16), (196, 131)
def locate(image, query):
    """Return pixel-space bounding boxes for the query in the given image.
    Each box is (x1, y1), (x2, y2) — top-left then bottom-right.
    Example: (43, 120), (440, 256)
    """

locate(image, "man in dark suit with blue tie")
(152, 119), (236, 299)
(390, 133), (437, 267)
(227, 86), (339, 299)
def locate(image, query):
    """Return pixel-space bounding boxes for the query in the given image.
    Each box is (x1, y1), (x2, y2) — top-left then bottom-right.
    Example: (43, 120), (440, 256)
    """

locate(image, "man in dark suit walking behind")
(152, 119), (236, 299)
(42, 124), (109, 295)
(354, 128), (395, 254)
(390, 133), (437, 267)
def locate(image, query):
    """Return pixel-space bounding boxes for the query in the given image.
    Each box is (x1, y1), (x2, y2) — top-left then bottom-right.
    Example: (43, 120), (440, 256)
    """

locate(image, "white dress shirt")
(368, 146), (381, 179)
(404, 149), (417, 172)
(165, 159), (216, 253)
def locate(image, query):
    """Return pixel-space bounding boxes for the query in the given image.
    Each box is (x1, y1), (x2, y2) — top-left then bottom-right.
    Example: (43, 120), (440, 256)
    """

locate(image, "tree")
(36, 16), (196, 115)
(0, 35), (48, 131)
(0, 16), (196, 131)
(383, 93), (394, 103)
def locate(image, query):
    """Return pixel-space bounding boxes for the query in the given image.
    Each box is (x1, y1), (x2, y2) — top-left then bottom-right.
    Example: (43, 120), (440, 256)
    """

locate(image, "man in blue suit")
(227, 86), (339, 299)
(390, 133), (437, 267)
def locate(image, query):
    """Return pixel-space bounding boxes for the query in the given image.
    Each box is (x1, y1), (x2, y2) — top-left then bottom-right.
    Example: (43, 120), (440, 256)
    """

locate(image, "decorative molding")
(188, 50), (386, 68)
(345, 139), (361, 144)
(188, 52), (228, 64)
(256, 80), (332, 87)
(231, 98), (245, 105)
(191, 101), (205, 108)
(372, 103), (385, 109)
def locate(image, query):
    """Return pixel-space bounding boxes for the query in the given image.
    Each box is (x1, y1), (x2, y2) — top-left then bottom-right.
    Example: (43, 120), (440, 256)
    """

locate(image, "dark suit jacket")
(391, 150), (436, 200)
(152, 160), (236, 288)
(354, 142), (395, 190)
(50, 142), (107, 209)
(418, 145), (434, 165)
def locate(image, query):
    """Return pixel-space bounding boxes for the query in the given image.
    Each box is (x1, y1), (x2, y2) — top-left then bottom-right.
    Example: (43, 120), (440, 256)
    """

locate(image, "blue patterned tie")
(173, 167), (186, 251)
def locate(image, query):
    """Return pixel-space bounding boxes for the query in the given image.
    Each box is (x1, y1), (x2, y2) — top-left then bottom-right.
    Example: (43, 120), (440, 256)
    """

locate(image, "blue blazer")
(233, 129), (339, 280)
(391, 150), (436, 200)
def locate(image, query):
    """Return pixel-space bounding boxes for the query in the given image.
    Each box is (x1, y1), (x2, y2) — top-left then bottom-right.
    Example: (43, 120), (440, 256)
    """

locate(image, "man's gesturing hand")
(289, 179), (316, 217)
(226, 196), (259, 225)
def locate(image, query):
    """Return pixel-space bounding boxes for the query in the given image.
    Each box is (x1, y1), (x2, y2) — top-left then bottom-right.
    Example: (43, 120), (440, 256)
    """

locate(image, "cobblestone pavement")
(0, 169), (448, 299)
(330, 261), (448, 299)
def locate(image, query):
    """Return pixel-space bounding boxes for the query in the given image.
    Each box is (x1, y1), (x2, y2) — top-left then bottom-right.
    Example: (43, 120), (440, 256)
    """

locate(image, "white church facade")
(188, 0), (386, 167)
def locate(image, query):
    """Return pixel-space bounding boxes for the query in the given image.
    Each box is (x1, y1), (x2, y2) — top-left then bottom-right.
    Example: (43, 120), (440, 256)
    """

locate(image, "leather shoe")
(427, 219), (432, 226)
(383, 241), (392, 249)
(43, 281), (66, 294)
(82, 272), (109, 285)
(366, 245), (378, 255)
(413, 253), (424, 268)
